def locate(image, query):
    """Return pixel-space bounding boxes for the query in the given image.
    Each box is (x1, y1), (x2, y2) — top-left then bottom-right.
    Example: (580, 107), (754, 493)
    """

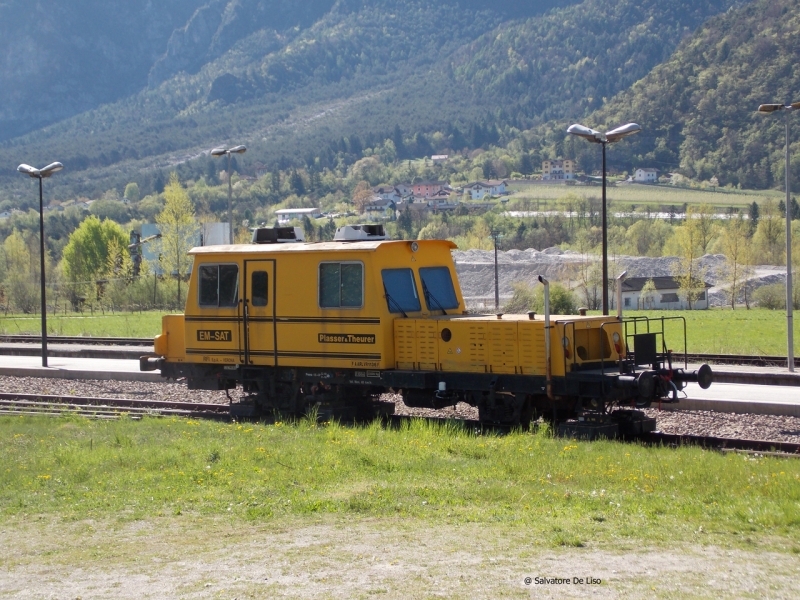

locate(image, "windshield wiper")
(422, 281), (447, 315)
(383, 284), (408, 318)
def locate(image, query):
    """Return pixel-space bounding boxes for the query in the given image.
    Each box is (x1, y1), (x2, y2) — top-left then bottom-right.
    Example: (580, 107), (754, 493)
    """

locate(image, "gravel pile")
(453, 248), (789, 308)
(2, 376), (798, 444)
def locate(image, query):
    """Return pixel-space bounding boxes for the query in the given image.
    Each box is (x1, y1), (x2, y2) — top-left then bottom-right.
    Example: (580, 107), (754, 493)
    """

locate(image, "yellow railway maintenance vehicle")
(141, 226), (712, 435)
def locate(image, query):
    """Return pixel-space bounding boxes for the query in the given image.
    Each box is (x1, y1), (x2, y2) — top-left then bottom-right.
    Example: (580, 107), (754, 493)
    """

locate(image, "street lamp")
(211, 145), (247, 244)
(17, 161), (64, 367)
(490, 230), (504, 311)
(567, 122), (641, 315)
(758, 101), (800, 372)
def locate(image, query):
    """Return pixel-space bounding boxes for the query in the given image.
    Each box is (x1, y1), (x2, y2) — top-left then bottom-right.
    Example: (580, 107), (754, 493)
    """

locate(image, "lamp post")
(758, 101), (800, 372)
(16, 161), (64, 367)
(490, 230), (504, 310)
(211, 145), (247, 244)
(567, 122), (641, 315)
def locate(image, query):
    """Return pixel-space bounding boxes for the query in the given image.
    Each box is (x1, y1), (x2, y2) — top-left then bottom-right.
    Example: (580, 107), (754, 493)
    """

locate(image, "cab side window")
(319, 262), (363, 308)
(199, 264), (239, 308)
(251, 271), (268, 306)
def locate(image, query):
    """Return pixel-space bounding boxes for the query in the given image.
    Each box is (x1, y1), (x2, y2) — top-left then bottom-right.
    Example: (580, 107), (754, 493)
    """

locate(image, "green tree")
(748, 202), (760, 235)
(693, 204), (717, 254)
(124, 182), (140, 204)
(639, 278), (657, 310)
(719, 216), (750, 309)
(503, 281), (576, 315)
(2, 230), (39, 313)
(667, 223), (705, 310)
(61, 216), (129, 308)
(753, 199), (784, 265)
(154, 173), (199, 309)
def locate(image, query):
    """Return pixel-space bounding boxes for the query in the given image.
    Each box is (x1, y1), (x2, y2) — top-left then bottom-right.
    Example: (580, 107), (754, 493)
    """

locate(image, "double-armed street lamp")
(16, 161), (64, 367)
(211, 145), (247, 244)
(567, 122), (642, 315)
(758, 101), (800, 372)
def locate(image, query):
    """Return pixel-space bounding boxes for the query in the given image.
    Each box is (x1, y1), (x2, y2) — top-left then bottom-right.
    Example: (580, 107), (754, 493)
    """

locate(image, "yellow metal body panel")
(160, 315), (186, 362)
(394, 314), (623, 377)
(174, 240), (464, 370)
(160, 238), (626, 379)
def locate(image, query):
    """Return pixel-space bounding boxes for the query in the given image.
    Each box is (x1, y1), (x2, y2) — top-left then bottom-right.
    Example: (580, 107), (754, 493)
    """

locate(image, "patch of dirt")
(0, 516), (797, 599)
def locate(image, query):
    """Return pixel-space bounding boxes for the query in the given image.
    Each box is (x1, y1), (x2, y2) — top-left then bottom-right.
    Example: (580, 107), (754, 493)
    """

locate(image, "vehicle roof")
(188, 239), (457, 255)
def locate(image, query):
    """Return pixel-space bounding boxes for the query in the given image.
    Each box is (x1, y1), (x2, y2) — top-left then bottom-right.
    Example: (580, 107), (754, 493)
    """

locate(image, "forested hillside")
(561, 0), (800, 189)
(0, 0), (741, 204)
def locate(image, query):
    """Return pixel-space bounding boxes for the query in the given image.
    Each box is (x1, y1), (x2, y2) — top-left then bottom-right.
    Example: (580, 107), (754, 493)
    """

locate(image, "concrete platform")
(671, 382), (800, 417)
(0, 354), (162, 382)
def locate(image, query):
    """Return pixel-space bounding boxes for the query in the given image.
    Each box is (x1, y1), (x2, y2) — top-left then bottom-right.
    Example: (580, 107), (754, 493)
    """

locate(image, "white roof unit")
(333, 224), (387, 241)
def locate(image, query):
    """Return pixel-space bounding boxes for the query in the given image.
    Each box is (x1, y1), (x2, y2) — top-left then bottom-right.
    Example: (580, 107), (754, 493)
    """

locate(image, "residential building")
(394, 183), (413, 198)
(253, 162), (269, 179)
(463, 180), (507, 200)
(412, 181), (448, 198)
(364, 198), (396, 221)
(634, 168), (659, 183)
(275, 207), (322, 223)
(620, 276), (711, 310)
(373, 186), (401, 202)
(542, 159), (575, 180)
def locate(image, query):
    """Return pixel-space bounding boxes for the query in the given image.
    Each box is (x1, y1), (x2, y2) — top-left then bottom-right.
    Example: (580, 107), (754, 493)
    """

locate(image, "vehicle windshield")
(381, 268), (421, 313)
(419, 267), (459, 312)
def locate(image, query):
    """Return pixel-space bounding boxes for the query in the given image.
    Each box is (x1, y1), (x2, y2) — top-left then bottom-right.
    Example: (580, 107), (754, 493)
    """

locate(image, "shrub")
(753, 283), (785, 310)
(504, 281), (577, 315)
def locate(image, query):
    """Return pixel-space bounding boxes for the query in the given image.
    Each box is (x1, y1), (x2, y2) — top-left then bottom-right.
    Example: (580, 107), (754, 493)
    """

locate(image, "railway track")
(675, 353), (789, 367)
(1, 393), (797, 456)
(0, 393), (228, 420)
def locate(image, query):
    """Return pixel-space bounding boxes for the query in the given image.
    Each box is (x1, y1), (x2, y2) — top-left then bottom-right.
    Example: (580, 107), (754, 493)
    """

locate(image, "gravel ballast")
(2, 376), (798, 444)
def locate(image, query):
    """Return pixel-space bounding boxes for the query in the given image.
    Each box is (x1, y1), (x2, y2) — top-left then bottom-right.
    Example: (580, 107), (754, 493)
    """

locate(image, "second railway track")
(0, 336), (792, 367)
(0, 334), (152, 346)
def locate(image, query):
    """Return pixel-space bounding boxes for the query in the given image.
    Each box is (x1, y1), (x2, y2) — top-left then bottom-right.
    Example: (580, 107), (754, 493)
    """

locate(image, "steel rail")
(0, 393), (229, 419)
(0, 334), (152, 346)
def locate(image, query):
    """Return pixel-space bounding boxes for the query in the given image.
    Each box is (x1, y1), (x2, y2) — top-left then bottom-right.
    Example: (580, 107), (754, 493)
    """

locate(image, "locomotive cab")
(142, 236), (712, 431)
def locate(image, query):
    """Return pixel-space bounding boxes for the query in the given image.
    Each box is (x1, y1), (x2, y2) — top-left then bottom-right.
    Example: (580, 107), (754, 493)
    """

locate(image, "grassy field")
(2, 415), (798, 548)
(621, 309), (799, 356)
(1, 308), (796, 355)
(2, 416), (798, 597)
(0, 310), (165, 338)
(508, 182), (781, 210)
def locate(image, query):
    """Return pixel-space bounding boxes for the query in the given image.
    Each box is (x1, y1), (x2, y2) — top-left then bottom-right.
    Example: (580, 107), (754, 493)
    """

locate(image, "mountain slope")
(570, 0), (800, 188)
(0, 0), (201, 140)
(0, 0), (744, 201)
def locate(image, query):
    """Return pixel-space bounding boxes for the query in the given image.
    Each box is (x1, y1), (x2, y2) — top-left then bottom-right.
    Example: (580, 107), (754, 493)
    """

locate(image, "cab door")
(242, 259), (277, 366)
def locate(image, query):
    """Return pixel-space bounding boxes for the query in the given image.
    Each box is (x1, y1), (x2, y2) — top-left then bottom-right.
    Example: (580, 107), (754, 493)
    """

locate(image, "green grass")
(508, 182), (781, 209)
(0, 311), (164, 338)
(622, 309), (800, 355)
(2, 416), (798, 549)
